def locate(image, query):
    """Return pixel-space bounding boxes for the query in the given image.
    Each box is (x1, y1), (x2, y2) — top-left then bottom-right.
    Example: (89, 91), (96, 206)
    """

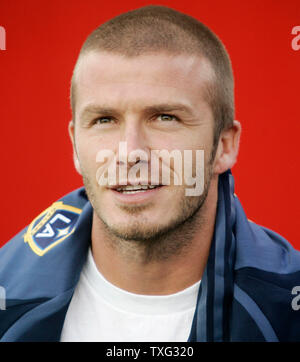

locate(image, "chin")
(100, 214), (167, 241)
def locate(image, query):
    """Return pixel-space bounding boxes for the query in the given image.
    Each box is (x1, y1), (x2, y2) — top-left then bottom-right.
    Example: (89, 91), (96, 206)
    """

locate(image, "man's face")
(71, 51), (216, 241)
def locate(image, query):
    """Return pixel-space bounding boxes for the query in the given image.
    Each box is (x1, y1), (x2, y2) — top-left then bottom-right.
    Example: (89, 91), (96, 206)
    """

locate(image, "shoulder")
(233, 221), (300, 341)
(233, 199), (300, 274)
(0, 186), (90, 278)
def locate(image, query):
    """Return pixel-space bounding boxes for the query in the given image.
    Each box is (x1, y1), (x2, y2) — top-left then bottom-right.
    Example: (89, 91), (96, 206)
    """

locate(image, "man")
(0, 5), (300, 342)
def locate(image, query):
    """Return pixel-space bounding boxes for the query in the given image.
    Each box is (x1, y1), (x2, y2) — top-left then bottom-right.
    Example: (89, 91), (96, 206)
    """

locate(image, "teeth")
(116, 185), (159, 192)
(122, 190), (147, 194)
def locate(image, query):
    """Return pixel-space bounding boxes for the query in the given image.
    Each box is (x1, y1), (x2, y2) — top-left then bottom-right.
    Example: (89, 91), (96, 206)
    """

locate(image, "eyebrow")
(143, 104), (195, 116)
(80, 105), (120, 119)
(79, 102), (195, 119)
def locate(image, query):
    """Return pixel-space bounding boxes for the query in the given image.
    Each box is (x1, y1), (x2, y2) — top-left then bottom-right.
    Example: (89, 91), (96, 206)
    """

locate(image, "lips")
(113, 185), (160, 194)
(107, 183), (164, 204)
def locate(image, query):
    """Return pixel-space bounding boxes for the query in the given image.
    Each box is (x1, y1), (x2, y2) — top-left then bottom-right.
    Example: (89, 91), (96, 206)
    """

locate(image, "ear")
(213, 120), (241, 174)
(68, 120), (82, 175)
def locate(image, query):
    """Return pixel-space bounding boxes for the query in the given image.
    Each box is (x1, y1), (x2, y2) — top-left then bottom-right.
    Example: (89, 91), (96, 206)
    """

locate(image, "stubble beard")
(81, 157), (214, 263)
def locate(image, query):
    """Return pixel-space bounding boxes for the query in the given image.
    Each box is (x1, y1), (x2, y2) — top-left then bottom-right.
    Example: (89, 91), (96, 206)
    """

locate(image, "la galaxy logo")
(24, 202), (82, 256)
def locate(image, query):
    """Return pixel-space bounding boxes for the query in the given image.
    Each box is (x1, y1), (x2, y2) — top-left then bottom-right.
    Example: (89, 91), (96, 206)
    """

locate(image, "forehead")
(73, 51), (214, 113)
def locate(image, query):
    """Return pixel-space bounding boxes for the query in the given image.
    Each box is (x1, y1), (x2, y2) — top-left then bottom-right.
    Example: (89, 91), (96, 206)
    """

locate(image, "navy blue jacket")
(1, 171), (300, 341)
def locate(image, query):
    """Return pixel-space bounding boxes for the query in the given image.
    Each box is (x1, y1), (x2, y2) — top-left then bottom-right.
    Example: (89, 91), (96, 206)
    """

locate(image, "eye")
(94, 117), (114, 125)
(157, 114), (177, 122)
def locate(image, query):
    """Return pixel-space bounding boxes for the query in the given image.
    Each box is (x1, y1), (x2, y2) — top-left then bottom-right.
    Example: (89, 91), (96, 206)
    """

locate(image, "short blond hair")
(71, 5), (234, 146)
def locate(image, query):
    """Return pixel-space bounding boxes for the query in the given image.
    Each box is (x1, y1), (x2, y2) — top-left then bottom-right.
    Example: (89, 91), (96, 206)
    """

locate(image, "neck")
(91, 176), (218, 295)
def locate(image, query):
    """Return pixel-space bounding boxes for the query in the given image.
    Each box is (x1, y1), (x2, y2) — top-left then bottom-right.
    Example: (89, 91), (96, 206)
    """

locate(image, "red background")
(0, 0), (299, 249)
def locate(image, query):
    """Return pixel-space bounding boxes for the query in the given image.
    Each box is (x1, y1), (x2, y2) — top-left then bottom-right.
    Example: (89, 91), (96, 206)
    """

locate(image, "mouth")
(112, 185), (162, 194)
(107, 184), (164, 204)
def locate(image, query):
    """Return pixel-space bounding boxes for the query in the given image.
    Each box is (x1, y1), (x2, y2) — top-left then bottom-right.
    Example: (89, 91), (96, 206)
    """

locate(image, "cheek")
(77, 129), (121, 153)
(193, 134), (215, 165)
(75, 139), (101, 178)
(77, 142), (123, 190)
(179, 139), (214, 170)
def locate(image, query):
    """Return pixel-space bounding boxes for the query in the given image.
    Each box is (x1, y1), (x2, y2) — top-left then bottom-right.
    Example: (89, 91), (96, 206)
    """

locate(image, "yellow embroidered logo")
(24, 202), (82, 256)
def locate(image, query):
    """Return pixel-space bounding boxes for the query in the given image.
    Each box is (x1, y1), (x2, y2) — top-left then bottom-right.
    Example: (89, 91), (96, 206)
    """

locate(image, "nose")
(117, 119), (150, 166)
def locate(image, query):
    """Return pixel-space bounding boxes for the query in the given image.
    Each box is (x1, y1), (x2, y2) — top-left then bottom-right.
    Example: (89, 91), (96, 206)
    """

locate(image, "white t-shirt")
(60, 248), (200, 342)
